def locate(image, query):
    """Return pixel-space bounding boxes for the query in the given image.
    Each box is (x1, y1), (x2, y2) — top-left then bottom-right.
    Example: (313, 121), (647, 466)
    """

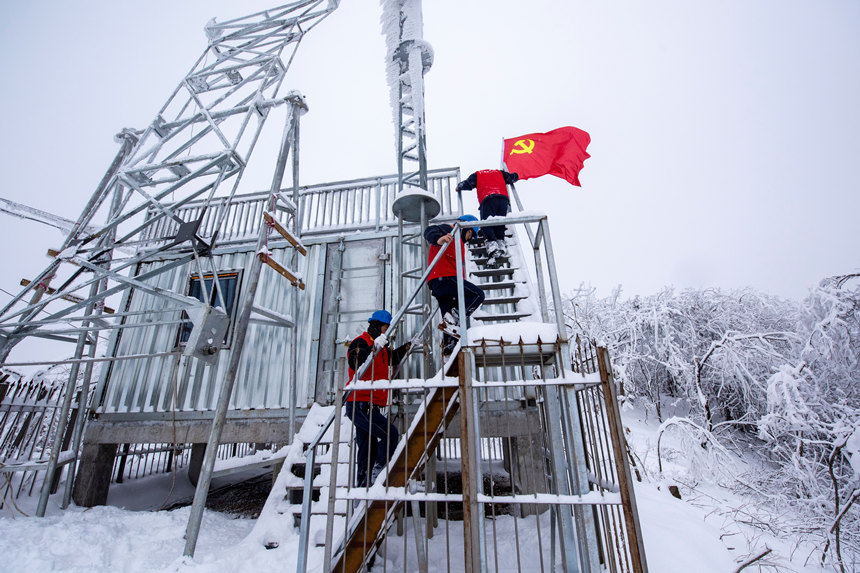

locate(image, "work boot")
(442, 309), (459, 326)
(370, 463), (386, 485)
(441, 334), (458, 356)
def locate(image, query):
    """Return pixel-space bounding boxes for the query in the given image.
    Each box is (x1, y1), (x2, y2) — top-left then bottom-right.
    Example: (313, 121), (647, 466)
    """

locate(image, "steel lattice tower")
(0, 0), (338, 519)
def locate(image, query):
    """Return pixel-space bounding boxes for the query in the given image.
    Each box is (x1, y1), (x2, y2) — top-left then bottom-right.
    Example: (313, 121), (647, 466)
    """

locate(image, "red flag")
(503, 126), (591, 186)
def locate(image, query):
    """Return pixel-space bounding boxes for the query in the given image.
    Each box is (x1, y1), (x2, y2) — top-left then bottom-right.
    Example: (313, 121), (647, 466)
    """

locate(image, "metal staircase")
(290, 214), (649, 573)
(468, 229), (537, 325)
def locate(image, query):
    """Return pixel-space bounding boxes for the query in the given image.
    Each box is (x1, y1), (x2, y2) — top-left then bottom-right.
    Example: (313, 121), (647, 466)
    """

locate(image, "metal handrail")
(295, 212), (570, 572)
(295, 221), (463, 572)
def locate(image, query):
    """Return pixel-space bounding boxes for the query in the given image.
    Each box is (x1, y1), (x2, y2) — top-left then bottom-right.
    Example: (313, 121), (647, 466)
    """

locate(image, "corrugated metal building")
(73, 169), (460, 505)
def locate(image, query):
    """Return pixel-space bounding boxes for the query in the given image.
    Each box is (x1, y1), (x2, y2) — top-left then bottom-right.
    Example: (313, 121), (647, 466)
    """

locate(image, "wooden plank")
(598, 347), (649, 572)
(258, 253), (306, 290)
(20, 279), (115, 314)
(263, 211), (307, 256)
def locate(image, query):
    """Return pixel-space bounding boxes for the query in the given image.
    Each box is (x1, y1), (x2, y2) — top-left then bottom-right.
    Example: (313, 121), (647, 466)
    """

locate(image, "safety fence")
(0, 370), (74, 506)
(0, 369), (263, 507)
(297, 335), (645, 573)
(110, 442), (257, 484)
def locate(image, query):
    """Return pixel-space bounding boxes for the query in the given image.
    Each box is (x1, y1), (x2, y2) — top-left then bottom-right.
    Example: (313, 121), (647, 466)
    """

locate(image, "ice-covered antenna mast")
(385, 0), (441, 383)
(383, 0), (434, 196)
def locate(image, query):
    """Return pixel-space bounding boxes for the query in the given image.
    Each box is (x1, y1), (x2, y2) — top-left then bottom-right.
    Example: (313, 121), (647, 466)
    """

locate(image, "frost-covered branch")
(562, 280), (860, 562)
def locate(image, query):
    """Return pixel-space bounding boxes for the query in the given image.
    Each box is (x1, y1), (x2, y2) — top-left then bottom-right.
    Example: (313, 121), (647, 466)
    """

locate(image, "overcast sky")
(1, 0), (858, 303)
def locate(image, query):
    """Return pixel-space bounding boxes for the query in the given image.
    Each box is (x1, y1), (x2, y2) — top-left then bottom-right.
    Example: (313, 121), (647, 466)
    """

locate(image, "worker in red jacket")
(345, 309), (411, 487)
(456, 169), (519, 267)
(423, 215), (486, 355)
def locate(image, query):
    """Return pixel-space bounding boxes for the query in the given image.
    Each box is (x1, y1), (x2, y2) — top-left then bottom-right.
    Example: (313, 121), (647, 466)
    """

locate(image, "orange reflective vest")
(346, 331), (390, 406)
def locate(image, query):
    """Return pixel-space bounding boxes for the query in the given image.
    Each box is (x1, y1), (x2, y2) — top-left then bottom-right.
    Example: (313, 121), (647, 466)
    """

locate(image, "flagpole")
(501, 136), (537, 246)
(499, 136), (507, 173)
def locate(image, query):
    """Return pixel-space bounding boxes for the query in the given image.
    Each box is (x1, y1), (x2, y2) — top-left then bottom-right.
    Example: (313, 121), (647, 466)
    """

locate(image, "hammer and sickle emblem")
(509, 139), (535, 155)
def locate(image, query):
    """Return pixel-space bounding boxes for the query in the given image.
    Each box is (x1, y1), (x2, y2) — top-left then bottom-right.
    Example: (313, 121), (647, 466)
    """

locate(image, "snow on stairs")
(468, 231), (537, 324)
(247, 406), (353, 551)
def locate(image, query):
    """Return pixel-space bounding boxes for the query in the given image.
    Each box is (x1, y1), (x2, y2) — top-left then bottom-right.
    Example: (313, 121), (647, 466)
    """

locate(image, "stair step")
(470, 246), (509, 255)
(471, 267), (515, 278)
(482, 295), (527, 306)
(475, 280), (519, 290)
(284, 486), (321, 505)
(292, 511), (348, 528)
(332, 386), (460, 572)
(473, 312), (533, 322)
(472, 257), (511, 266)
(469, 243), (514, 252)
(290, 463), (322, 479)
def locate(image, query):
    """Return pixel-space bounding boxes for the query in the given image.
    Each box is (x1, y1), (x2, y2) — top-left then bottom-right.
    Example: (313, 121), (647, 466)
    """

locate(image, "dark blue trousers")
(344, 401), (399, 487)
(428, 277), (485, 318)
(479, 194), (510, 242)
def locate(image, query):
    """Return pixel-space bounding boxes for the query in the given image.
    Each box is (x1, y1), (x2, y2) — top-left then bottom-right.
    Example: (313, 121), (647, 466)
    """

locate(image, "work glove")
(374, 333), (388, 349)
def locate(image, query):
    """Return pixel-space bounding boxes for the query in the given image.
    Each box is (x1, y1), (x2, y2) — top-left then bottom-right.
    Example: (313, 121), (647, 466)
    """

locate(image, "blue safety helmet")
(369, 309), (392, 324)
(458, 214), (480, 235)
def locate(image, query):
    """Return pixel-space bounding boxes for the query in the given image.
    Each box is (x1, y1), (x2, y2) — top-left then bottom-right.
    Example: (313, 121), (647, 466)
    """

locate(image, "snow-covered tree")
(561, 277), (860, 567)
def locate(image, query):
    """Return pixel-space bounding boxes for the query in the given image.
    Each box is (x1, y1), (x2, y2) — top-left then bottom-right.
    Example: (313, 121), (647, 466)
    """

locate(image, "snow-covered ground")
(0, 404), (836, 572)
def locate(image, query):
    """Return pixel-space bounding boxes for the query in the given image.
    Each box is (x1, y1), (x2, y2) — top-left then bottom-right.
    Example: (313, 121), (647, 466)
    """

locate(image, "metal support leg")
(36, 281), (100, 517)
(459, 350), (484, 572)
(409, 480), (428, 573)
(183, 243), (266, 557)
(296, 447), (318, 573)
(543, 382), (581, 573)
(184, 94), (304, 558)
(323, 357), (347, 569)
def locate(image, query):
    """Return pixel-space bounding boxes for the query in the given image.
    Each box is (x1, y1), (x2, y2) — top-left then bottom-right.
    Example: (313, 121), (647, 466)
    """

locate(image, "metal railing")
(295, 218), (466, 571)
(0, 371), (72, 507)
(291, 213), (647, 572)
(138, 168), (461, 247)
(110, 442), (258, 484)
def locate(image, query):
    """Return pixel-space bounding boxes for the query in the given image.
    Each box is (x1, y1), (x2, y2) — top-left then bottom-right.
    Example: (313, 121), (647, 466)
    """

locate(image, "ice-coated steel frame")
(184, 90), (308, 557)
(0, 0), (339, 518)
(385, 8), (446, 556)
